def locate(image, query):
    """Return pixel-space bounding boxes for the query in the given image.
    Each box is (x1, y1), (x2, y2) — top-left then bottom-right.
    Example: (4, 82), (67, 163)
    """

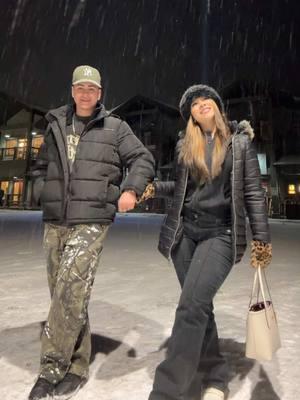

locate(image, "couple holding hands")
(29, 65), (271, 400)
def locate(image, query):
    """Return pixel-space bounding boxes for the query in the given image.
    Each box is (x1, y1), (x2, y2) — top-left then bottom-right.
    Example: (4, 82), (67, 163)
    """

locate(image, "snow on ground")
(0, 210), (299, 400)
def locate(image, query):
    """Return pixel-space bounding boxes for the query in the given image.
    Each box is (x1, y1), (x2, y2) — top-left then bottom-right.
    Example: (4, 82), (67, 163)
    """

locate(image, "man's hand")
(118, 191), (137, 212)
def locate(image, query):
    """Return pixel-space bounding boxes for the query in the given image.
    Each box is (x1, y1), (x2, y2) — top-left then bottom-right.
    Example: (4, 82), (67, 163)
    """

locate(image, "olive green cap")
(72, 65), (101, 88)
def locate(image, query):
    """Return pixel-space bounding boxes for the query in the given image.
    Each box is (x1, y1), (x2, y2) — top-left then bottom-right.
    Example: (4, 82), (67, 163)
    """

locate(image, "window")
(32, 135), (43, 149)
(9, 180), (24, 206)
(4, 138), (17, 160)
(143, 131), (152, 146)
(16, 139), (27, 159)
(257, 153), (268, 175)
(288, 184), (296, 195)
(31, 136), (44, 159)
(0, 181), (9, 193)
(2, 137), (30, 160)
(5, 138), (17, 148)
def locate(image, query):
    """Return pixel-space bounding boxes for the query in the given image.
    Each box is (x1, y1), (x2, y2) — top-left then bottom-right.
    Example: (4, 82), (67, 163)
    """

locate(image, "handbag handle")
(249, 265), (275, 328)
(258, 266), (274, 305)
(249, 265), (273, 306)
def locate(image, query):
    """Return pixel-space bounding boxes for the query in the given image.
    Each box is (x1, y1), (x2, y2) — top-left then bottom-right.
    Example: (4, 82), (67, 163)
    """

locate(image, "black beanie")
(179, 84), (225, 121)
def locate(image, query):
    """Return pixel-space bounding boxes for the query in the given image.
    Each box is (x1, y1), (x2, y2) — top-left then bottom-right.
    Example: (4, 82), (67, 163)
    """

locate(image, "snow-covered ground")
(0, 210), (299, 400)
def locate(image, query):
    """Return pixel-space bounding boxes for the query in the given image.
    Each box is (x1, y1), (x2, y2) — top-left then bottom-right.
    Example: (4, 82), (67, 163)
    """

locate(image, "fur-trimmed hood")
(230, 120), (255, 141)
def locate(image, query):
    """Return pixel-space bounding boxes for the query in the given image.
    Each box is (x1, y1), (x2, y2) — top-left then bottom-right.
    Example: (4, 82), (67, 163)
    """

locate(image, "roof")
(273, 155), (300, 166)
(111, 94), (180, 117)
(221, 80), (300, 109)
(0, 91), (45, 127)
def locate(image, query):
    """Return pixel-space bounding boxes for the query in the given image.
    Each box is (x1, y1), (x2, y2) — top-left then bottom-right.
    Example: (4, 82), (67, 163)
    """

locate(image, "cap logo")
(83, 67), (92, 77)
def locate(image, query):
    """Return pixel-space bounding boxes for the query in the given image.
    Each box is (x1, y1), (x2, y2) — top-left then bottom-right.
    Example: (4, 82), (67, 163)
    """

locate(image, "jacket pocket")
(98, 177), (109, 207)
(70, 177), (109, 207)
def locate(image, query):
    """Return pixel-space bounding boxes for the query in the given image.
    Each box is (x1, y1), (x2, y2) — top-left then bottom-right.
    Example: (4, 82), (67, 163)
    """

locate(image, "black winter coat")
(32, 103), (155, 225)
(154, 120), (271, 264)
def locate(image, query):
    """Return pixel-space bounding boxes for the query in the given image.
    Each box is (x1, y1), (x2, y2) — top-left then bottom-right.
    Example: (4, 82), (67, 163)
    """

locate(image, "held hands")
(250, 240), (272, 268)
(118, 183), (155, 212)
(118, 191), (137, 212)
(136, 183), (155, 204)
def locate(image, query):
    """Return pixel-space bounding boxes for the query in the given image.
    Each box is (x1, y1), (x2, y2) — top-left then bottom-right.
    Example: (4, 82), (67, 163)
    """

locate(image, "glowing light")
(288, 184), (296, 195)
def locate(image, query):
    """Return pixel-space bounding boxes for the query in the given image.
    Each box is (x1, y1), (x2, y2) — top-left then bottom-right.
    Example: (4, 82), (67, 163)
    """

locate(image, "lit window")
(288, 184), (296, 195)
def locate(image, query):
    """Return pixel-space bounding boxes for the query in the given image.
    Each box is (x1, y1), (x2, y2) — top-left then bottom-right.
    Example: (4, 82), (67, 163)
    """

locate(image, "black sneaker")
(53, 373), (86, 399)
(28, 377), (55, 399)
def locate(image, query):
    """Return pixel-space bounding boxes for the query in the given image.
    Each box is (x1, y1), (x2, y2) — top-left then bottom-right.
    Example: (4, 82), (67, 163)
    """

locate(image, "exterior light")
(4, 134), (10, 138)
(288, 184), (296, 195)
(31, 131), (37, 136)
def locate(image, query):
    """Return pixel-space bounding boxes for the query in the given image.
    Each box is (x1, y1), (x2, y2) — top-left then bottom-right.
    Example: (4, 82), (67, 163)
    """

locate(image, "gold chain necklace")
(72, 114), (77, 135)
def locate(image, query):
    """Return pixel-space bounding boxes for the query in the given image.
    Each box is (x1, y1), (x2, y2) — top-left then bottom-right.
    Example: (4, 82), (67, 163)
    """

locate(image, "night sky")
(0, 0), (299, 111)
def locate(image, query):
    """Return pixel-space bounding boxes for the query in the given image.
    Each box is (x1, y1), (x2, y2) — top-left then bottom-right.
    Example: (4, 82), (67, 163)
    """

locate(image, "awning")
(273, 155), (300, 166)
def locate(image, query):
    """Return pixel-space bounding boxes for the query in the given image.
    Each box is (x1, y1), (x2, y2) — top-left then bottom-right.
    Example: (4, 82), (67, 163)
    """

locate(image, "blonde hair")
(178, 100), (231, 181)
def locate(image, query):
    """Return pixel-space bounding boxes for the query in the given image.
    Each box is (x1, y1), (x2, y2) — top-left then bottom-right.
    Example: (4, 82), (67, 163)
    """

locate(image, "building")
(112, 94), (183, 212)
(112, 94), (183, 177)
(1, 88), (299, 218)
(0, 92), (46, 207)
(272, 92), (300, 219)
(223, 81), (300, 218)
(0, 94), (183, 212)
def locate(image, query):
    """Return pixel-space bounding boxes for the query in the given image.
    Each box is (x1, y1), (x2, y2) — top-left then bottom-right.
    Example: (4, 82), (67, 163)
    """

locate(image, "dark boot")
(28, 377), (55, 400)
(53, 373), (86, 399)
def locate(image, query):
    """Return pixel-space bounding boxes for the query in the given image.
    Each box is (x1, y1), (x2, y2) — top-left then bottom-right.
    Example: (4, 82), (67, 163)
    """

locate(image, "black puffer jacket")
(155, 120), (270, 264)
(32, 103), (155, 225)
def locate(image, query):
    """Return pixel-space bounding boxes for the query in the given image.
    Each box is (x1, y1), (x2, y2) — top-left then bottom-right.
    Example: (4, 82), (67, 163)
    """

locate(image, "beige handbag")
(245, 266), (281, 361)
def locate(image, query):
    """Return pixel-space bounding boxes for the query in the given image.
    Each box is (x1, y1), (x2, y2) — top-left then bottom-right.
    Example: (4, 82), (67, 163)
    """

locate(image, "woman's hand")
(136, 183), (155, 204)
(250, 240), (272, 268)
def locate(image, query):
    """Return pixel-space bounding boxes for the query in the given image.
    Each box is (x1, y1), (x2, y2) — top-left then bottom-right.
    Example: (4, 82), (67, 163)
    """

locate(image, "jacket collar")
(45, 101), (110, 124)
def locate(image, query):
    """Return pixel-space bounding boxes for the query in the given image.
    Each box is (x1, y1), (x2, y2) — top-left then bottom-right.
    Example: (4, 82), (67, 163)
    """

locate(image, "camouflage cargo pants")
(39, 223), (109, 384)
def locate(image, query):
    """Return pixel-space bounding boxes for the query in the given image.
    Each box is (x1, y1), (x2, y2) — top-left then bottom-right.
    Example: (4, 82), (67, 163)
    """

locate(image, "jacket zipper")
(168, 167), (189, 261)
(167, 135), (237, 264)
(64, 118), (93, 221)
(64, 179), (71, 222)
(231, 134), (237, 264)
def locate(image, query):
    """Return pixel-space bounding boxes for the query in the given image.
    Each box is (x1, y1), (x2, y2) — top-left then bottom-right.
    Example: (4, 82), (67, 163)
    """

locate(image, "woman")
(141, 84), (272, 400)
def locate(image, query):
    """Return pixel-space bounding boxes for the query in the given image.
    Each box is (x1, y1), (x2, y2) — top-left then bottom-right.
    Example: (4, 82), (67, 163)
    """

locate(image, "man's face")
(72, 83), (101, 113)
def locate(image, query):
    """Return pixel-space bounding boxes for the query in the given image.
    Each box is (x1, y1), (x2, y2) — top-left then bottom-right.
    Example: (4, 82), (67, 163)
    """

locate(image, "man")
(29, 65), (155, 400)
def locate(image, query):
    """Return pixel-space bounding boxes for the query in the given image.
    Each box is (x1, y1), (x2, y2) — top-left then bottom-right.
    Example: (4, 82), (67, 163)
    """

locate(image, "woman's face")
(190, 97), (216, 125)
